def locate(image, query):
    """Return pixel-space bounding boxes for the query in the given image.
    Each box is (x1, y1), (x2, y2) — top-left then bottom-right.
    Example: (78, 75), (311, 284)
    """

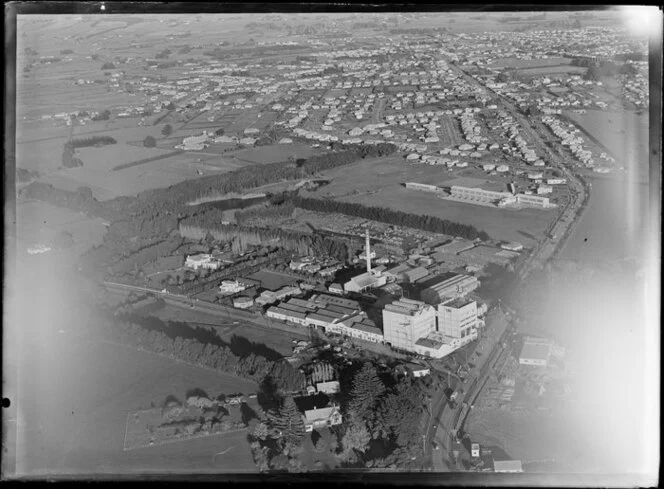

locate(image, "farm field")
(17, 125), (175, 175)
(517, 65), (587, 76)
(488, 56), (574, 69)
(14, 334), (258, 476)
(36, 149), (242, 200)
(226, 143), (320, 164)
(302, 157), (557, 246)
(563, 109), (649, 182)
(15, 201), (107, 255)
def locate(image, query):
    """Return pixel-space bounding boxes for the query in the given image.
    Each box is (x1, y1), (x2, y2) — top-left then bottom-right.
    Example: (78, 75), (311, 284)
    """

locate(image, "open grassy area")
(217, 323), (308, 357)
(488, 56), (574, 69)
(16, 200), (107, 255)
(226, 143), (319, 164)
(14, 334), (258, 475)
(247, 269), (299, 291)
(303, 156), (557, 246)
(36, 148), (243, 200)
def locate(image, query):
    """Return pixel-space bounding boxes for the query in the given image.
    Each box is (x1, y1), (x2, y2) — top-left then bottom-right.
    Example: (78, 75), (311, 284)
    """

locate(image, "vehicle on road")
(433, 442), (440, 450)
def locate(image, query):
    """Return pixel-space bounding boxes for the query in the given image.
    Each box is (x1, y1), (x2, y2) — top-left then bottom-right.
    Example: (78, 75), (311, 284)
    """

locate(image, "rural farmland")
(14, 334), (258, 476)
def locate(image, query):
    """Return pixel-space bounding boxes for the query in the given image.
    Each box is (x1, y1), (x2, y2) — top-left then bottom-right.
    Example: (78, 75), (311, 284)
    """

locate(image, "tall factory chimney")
(365, 228), (372, 273)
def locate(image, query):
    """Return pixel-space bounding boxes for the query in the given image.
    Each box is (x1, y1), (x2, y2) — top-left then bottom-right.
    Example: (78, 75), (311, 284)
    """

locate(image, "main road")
(446, 61), (591, 278)
(424, 60), (592, 470)
(425, 306), (511, 471)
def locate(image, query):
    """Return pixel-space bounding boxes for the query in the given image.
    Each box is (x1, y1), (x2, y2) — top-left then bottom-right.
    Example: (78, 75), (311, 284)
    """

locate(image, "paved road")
(447, 63), (590, 279)
(427, 307), (510, 471)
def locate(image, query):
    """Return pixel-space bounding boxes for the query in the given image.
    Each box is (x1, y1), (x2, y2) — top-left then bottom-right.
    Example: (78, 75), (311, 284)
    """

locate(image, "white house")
(303, 405), (343, 432)
(185, 253), (221, 271)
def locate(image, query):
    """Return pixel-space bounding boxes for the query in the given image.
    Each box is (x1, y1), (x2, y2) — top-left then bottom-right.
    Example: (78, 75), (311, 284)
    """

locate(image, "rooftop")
(519, 342), (551, 362)
(442, 177), (507, 193)
(345, 272), (384, 288)
(440, 297), (476, 309)
(415, 336), (445, 349)
(384, 298), (433, 316)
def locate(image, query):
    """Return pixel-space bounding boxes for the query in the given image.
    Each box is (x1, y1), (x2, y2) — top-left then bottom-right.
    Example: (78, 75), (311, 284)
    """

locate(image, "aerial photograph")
(3, 4), (661, 485)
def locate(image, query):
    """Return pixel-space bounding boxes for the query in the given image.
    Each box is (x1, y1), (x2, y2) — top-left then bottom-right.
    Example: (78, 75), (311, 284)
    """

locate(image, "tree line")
(179, 221), (356, 264)
(288, 196), (491, 241)
(235, 202), (296, 226)
(102, 316), (306, 392)
(138, 144), (388, 211)
(20, 182), (105, 216)
(65, 135), (117, 150)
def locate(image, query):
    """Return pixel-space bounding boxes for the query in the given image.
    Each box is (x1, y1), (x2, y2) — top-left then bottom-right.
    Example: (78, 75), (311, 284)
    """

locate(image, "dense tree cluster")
(235, 202), (296, 226)
(109, 235), (183, 275)
(92, 109), (111, 121)
(103, 317), (306, 391)
(21, 183), (103, 216)
(347, 363), (386, 423)
(138, 145), (393, 211)
(16, 168), (40, 183)
(143, 136), (157, 148)
(267, 396), (306, 445)
(289, 196), (490, 241)
(113, 150), (183, 172)
(101, 62), (115, 70)
(341, 362), (429, 467)
(179, 221), (354, 263)
(65, 135), (117, 150)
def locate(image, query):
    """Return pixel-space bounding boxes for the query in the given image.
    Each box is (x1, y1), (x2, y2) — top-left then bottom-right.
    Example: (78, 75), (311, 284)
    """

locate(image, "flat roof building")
(383, 298), (437, 352)
(519, 337), (553, 367)
(438, 297), (479, 345)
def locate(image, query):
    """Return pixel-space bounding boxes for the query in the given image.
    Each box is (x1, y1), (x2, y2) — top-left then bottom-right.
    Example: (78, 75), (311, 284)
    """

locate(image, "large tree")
(340, 421), (371, 461)
(347, 363), (385, 422)
(374, 379), (425, 447)
(268, 396), (305, 445)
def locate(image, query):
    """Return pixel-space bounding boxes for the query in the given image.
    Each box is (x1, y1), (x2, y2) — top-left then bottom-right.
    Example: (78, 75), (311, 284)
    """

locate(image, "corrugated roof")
(324, 304), (357, 315)
(278, 302), (310, 314)
(352, 322), (383, 335)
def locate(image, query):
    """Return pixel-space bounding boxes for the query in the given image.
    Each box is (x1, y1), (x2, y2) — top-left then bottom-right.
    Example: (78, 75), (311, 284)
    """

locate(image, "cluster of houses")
(541, 115), (599, 169)
(620, 63), (649, 108)
(458, 26), (645, 68)
(459, 111), (486, 146)
(290, 256), (345, 278)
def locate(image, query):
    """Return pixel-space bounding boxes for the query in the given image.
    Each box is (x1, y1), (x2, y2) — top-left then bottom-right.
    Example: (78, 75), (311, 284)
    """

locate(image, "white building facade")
(382, 298), (437, 351)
